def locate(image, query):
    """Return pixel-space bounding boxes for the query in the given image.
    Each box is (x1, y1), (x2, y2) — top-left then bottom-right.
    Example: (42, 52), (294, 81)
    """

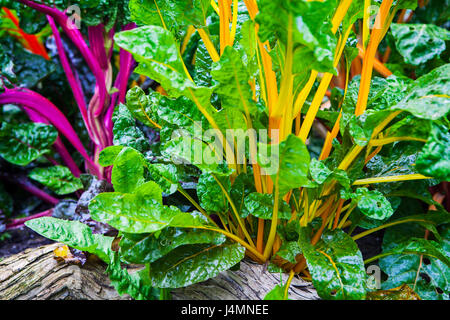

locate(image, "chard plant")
(0, 0), (138, 228)
(25, 0), (449, 300)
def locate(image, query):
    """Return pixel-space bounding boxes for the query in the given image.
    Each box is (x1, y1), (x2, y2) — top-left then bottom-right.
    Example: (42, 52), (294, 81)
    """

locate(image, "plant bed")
(1, 0), (449, 301)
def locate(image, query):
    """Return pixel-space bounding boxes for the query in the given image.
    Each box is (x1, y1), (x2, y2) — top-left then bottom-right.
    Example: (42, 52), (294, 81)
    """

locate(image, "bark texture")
(0, 243), (319, 300)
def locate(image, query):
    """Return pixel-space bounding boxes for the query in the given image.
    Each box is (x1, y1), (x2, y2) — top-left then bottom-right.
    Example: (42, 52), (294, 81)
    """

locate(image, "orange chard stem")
(355, 0), (394, 116)
(332, 199), (345, 229)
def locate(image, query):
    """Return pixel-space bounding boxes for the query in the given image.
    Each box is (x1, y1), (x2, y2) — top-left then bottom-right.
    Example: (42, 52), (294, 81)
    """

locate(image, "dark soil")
(354, 228), (385, 261)
(0, 227), (53, 259)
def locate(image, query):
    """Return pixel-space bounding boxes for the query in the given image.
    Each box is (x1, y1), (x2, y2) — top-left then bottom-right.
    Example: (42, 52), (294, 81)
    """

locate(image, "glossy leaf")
(120, 228), (226, 264)
(149, 242), (245, 288)
(243, 192), (291, 220)
(113, 103), (151, 153)
(380, 224), (450, 300)
(299, 227), (366, 300)
(89, 185), (211, 234)
(258, 134), (311, 196)
(197, 173), (229, 213)
(391, 23), (450, 65)
(0, 122), (57, 166)
(107, 255), (160, 300)
(111, 147), (147, 194)
(416, 124), (450, 181)
(392, 64), (450, 120)
(25, 217), (114, 263)
(28, 165), (83, 195)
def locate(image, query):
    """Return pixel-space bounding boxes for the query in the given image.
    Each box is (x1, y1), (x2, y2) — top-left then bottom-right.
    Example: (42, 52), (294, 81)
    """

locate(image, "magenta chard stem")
(5, 209), (53, 231)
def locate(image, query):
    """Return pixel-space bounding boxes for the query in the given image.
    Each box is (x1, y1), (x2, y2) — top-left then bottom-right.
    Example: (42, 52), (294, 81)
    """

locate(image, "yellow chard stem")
(211, 0), (220, 15)
(230, 0), (239, 45)
(263, 180), (279, 259)
(218, 0), (231, 54)
(297, 0), (353, 142)
(352, 174), (432, 186)
(362, 0), (371, 50)
(197, 28), (220, 62)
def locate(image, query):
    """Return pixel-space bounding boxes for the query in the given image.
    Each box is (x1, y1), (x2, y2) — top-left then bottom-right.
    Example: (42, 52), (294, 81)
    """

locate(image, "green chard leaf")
(390, 23), (450, 65)
(89, 181), (211, 234)
(120, 228), (226, 264)
(391, 64), (450, 120)
(416, 124), (450, 181)
(379, 224), (450, 300)
(28, 166), (83, 195)
(344, 187), (395, 221)
(115, 25), (218, 129)
(107, 255), (160, 300)
(112, 104), (151, 153)
(211, 46), (258, 116)
(197, 173), (230, 213)
(258, 134), (311, 196)
(0, 122), (57, 166)
(256, 0), (337, 74)
(25, 217), (114, 263)
(243, 192), (292, 220)
(299, 227), (366, 300)
(148, 242), (245, 288)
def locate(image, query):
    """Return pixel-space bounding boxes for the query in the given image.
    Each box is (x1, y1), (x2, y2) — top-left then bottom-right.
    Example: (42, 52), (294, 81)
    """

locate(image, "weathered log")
(0, 243), (319, 300)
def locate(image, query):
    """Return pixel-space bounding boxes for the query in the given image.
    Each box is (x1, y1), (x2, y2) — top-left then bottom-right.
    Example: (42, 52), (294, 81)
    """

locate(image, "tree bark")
(0, 243), (319, 300)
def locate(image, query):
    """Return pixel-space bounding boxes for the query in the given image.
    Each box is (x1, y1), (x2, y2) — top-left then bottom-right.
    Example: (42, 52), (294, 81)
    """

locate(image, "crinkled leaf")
(120, 228), (226, 264)
(299, 227), (366, 300)
(380, 224), (450, 300)
(258, 134), (311, 196)
(390, 23), (450, 65)
(197, 173), (229, 213)
(28, 166), (83, 195)
(113, 103), (151, 153)
(149, 242), (245, 288)
(243, 192), (291, 220)
(25, 217), (114, 263)
(107, 255), (160, 300)
(416, 124), (450, 181)
(0, 122), (57, 166)
(392, 64), (450, 120)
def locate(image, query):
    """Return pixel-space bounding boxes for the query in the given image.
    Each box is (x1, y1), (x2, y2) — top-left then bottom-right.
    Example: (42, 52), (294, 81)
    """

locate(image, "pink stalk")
(105, 23), (136, 136)
(5, 209), (53, 230)
(47, 16), (94, 143)
(17, 0), (107, 123)
(13, 177), (59, 205)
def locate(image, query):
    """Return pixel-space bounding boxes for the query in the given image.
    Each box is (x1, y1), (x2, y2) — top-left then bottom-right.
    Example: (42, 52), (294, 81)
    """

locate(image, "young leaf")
(113, 104), (151, 153)
(264, 284), (288, 300)
(110, 147), (147, 193)
(0, 122), (57, 166)
(243, 192), (291, 220)
(28, 166), (83, 195)
(349, 188), (394, 221)
(107, 254), (160, 300)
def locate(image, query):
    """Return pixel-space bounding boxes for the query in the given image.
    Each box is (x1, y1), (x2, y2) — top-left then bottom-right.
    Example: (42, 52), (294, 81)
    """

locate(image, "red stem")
(5, 209), (53, 230)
